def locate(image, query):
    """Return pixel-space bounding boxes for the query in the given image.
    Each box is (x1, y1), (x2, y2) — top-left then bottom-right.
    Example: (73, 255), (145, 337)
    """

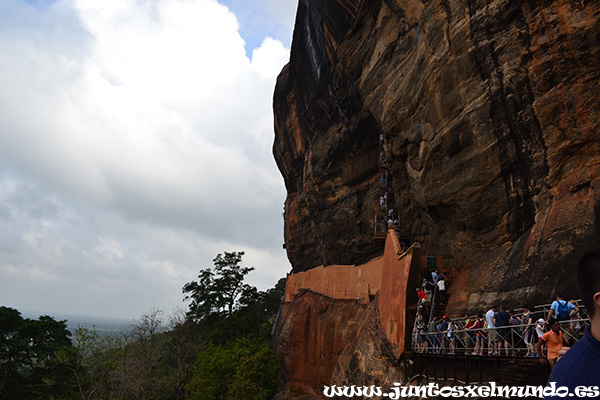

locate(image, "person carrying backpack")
(547, 295), (579, 328)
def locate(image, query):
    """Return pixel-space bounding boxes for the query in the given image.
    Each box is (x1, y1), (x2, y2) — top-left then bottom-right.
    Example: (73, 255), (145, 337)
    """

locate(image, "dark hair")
(522, 304), (530, 311)
(577, 251), (600, 319)
(500, 305), (506, 311)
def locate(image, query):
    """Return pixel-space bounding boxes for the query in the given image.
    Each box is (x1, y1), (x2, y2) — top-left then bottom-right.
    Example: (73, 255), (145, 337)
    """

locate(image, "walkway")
(412, 304), (589, 358)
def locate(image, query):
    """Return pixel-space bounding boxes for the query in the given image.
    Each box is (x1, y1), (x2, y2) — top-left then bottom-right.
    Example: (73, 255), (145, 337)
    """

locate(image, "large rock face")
(273, 0), (600, 311)
(274, 291), (405, 399)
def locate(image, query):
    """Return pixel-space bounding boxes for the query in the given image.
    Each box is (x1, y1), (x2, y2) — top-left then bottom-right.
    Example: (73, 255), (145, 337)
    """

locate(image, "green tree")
(228, 277), (286, 339)
(228, 345), (279, 400)
(186, 338), (277, 400)
(0, 306), (76, 399)
(69, 327), (122, 400)
(183, 251), (255, 322)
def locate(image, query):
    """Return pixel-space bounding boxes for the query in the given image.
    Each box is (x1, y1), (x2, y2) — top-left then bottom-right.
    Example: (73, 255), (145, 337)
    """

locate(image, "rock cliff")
(273, 233), (420, 399)
(273, 0), (600, 311)
(274, 291), (405, 399)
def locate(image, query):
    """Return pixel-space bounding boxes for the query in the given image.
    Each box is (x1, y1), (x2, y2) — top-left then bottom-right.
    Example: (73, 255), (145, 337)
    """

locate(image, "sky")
(0, 0), (298, 320)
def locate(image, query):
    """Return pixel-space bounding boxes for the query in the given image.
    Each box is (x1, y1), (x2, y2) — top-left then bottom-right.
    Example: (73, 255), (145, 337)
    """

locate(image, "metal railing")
(446, 301), (587, 328)
(411, 318), (590, 356)
(427, 287), (438, 325)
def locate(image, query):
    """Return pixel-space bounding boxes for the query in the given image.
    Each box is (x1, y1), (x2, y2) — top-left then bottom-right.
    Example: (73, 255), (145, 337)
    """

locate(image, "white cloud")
(251, 37), (290, 78)
(95, 237), (124, 261)
(0, 0), (292, 319)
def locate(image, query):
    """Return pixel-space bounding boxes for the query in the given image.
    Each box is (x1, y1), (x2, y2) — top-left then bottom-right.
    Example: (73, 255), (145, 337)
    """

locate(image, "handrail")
(428, 286), (438, 325)
(411, 318), (590, 356)
(447, 301), (587, 328)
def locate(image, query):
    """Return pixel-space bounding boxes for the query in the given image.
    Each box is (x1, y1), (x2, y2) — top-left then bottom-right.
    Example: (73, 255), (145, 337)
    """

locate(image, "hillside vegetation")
(0, 251), (284, 400)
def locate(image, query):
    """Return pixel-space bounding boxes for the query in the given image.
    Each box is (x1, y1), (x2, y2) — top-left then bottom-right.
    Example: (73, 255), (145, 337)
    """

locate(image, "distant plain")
(21, 309), (132, 337)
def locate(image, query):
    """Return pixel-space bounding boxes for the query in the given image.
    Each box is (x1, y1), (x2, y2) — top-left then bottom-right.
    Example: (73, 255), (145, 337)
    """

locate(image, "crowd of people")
(411, 249), (600, 395)
(375, 136), (600, 390)
(413, 274), (588, 363)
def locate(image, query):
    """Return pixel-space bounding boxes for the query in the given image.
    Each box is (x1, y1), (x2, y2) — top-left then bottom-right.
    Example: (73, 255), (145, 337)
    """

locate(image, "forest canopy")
(1, 251), (285, 400)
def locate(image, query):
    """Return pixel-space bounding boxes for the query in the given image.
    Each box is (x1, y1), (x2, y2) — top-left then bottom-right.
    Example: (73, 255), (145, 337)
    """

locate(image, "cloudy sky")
(0, 0), (298, 320)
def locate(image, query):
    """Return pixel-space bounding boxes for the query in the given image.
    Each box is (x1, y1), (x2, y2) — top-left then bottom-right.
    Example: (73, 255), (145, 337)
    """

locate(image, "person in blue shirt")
(494, 306), (511, 356)
(438, 316), (449, 354)
(544, 251), (600, 399)
(546, 294), (578, 324)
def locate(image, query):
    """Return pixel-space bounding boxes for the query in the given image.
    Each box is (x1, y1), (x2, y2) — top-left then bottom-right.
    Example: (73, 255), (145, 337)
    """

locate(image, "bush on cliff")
(186, 337), (278, 400)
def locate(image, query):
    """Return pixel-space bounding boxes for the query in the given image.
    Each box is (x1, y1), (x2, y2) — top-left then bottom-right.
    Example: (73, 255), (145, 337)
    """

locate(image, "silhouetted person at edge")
(543, 250), (600, 399)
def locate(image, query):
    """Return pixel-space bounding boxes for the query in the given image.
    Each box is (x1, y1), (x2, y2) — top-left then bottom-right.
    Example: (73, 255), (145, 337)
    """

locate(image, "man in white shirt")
(486, 305), (498, 355)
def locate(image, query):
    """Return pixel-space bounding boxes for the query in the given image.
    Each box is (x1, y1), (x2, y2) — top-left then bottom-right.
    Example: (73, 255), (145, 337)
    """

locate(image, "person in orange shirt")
(537, 317), (570, 369)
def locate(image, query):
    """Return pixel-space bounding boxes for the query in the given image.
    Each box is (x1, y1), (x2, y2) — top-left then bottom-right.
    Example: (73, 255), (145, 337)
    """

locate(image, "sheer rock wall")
(274, 291), (404, 399)
(273, 0), (600, 312)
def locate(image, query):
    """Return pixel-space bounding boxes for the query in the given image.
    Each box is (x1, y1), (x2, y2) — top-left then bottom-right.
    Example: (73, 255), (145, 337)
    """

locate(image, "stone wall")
(275, 230), (420, 397)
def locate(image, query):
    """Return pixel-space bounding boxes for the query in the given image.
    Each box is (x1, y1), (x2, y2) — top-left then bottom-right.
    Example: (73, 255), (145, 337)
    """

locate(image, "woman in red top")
(472, 313), (486, 355)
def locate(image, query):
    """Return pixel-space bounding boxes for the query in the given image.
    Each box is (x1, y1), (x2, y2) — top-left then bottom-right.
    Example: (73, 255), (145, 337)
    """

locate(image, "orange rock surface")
(275, 230), (420, 397)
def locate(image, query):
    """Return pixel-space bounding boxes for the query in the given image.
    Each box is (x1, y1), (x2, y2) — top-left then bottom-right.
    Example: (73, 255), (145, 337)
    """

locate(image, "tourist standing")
(431, 270), (439, 286)
(546, 294), (577, 325)
(422, 279), (433, 304)
(495, 306), (511, 356)
(428, 317), (439, 353)
(486, 305), (498, 355)
(509, 309), (522, 356)
(464, 313), (474, 354)
(438, 316), (449, 354)
(538, 318), (569, 370)
(522, 305), (535, 357)
(416, 287), (426, 304)
(568, 299), (582, 344)
(446, 319), (456, 354)
(472, 313), (485, 355)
